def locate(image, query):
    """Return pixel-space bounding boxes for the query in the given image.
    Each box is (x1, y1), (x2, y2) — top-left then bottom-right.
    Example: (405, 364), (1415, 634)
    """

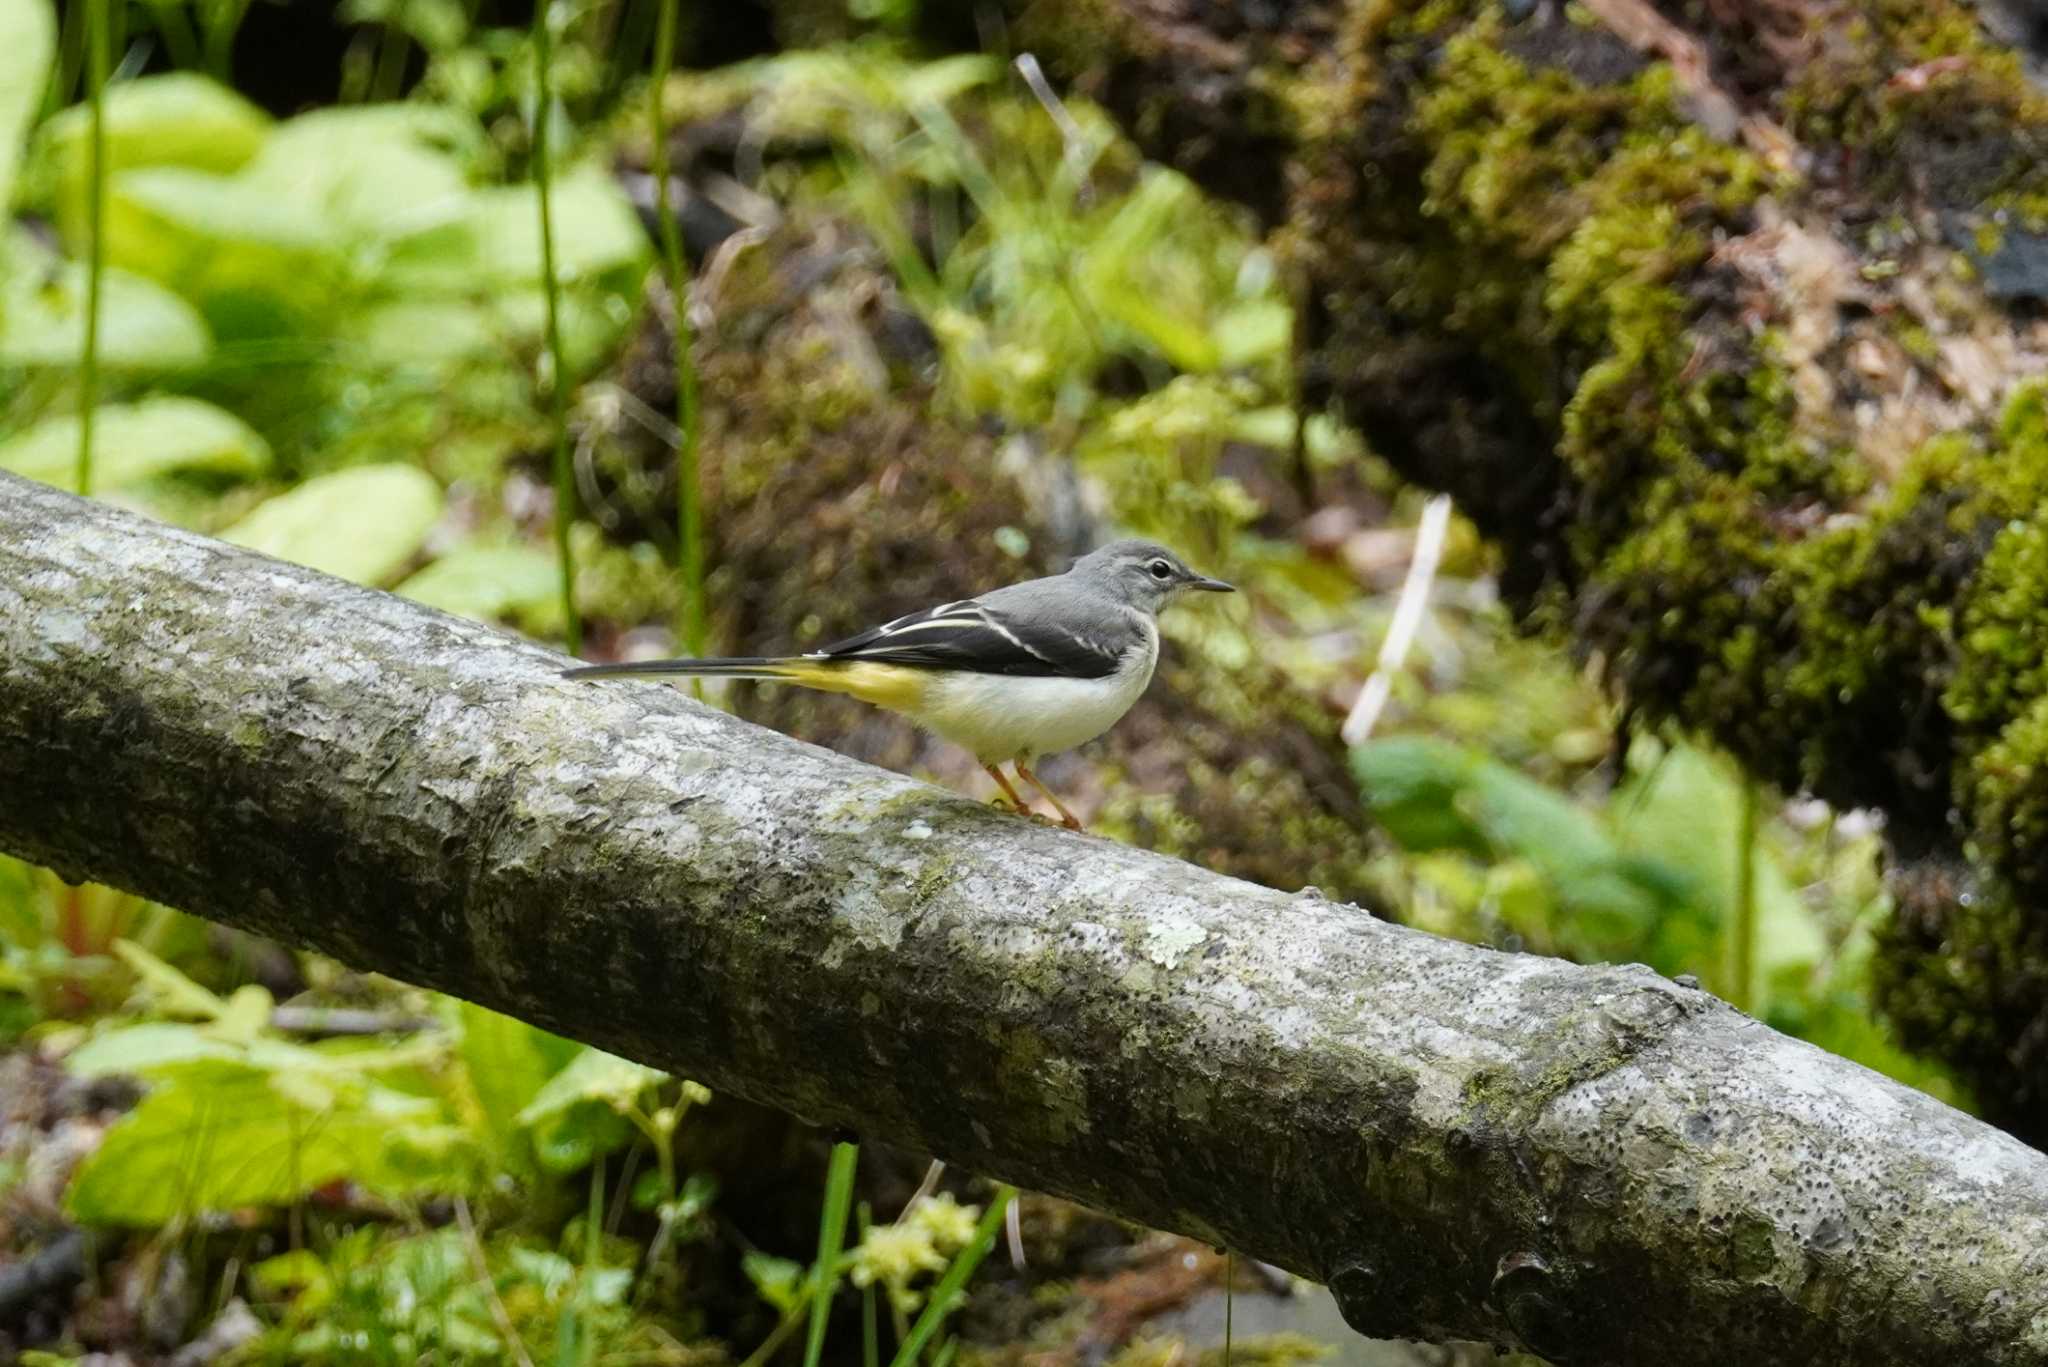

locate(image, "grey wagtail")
(563, 539), (1233, 828)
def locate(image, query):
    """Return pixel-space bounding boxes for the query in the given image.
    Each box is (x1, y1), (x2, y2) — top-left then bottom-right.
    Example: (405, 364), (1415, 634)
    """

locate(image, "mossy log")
(999, 0), (2048, 1140)
(6, 474), (2048, 1366)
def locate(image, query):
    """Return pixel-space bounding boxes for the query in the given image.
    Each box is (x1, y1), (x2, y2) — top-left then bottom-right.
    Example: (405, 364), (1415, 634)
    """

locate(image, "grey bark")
(2, 471), (2046, 1367)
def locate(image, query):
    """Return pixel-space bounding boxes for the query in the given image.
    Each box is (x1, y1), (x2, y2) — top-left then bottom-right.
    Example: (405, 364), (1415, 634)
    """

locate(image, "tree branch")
(2, 473), (2046, 1366)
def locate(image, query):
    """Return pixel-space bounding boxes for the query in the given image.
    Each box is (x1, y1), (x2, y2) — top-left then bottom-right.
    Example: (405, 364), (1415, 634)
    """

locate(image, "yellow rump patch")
(771, 660), (931, 713)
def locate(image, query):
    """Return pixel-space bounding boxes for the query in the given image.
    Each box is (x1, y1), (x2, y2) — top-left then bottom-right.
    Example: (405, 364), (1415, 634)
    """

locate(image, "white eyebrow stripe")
(979, 610), (1055, 663)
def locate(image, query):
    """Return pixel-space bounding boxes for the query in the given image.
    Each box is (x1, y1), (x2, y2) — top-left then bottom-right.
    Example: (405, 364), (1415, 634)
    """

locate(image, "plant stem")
(1223, 1251), (1234, 1367)
(738, 1285), (817, 1367)
(1730, 778), (1759, 1014)
(151, 2), (204, 73)
(76, 0), (109, 498)
(648, 0), (705, 657)
(806, 1142), (860, 1367)
(886, 1187), (1013, 1367)
(530, 0), (583, 655)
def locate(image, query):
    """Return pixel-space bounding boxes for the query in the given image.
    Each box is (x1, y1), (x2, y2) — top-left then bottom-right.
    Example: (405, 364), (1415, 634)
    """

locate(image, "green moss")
(1292, 0), (2048, 1123)
(1871, 858), (2048, 1137)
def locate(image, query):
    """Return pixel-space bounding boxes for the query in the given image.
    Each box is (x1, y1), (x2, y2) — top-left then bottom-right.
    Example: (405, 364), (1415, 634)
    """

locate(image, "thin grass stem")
(648, 0), (705, 657)
(76, 0), (110, 497)
(530, 0), (583, 654)
(804, 1142), (861, 1367)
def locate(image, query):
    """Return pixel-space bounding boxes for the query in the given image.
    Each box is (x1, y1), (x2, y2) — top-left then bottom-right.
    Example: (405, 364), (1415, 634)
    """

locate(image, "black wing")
(810, 599), (1123, 679)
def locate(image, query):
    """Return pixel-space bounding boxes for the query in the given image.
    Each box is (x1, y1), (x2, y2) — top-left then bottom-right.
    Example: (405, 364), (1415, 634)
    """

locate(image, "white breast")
(911, 618), (1158, 764)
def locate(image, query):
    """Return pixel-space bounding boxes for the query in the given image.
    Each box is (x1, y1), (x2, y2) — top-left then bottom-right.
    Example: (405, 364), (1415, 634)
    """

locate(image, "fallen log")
(2, 472), (2045, 1365)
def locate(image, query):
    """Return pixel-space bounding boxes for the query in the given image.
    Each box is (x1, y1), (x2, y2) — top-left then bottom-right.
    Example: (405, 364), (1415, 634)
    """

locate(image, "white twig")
(900, 1158), (945, 1219)
(1005, 1193), (1026, 1270)
(1013, 54), (1087, 176)
(1341, 494), (1453, 748)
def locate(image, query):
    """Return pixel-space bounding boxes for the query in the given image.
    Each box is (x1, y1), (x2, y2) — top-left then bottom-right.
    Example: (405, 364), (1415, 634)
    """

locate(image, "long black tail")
(562, 656), (799, 681)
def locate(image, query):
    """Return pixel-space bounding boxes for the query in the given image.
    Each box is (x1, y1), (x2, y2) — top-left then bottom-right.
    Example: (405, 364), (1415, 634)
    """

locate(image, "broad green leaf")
(467, 170), (650, 283)
(1352, 736), (1492, 857)
(0, 230), (211, 367)
(398, 545), (559, 622)
(1356, 735), (1683, 947)
(220, 464), (442, 585)
(65, 1058), (469, 1225)
(1613, 742), (1826, 982)
(344, 298), (498, 364)
(67, 1021), (239, 1076)
(515, 1046), (666, 1126)
(65, 1020), (411, 1081)
(111, 939), (223, 1019)
(35, 73), (270, 238)
(515, 1044), (664, 1176)
(0, 0), (55, 209)
(240, 107), (474, 245)
(102, 166), (341, 331)
(525, 1101), (631, 1175)
(453, 999), (579, 1167)
(0, 397), (269, 489)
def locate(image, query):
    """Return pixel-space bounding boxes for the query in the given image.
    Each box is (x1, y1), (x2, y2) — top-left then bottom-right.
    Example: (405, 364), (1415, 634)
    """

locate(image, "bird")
(562, 539), (1234, 829)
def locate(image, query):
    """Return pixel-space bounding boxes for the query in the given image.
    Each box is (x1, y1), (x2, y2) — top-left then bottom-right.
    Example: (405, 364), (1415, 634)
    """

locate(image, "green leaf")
(454, 999), (580, 1169)
(64, 1057), (469, 1224)
(1355, 735), (1682, 948)
(466, 170), (650, 284)
(343, 298), (499, 364)
(515, 1045), (664, 1176)
(237, 106), (475, 246)
(220, 464), (442, 585)
(1, 229), (211, 367)
(33, 73), (270, 235)
(515, 1046), (665, 1126)
(111, 939), (224, 1019)
(0, 397), (268, 489)
(210, 984), (274, 1044)
(744, 1252), (806, 1313)
(101, 165), (342, 331)
(398, 545), (560, 622)
(1352, 736), (1493, 857)
(0, 0), (56, 210)
(66, 1021), (239, 1076)
(1613, 742), (1826, 982)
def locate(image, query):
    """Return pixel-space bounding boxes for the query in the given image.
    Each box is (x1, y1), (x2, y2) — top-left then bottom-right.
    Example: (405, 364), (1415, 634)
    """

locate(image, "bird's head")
(1072, 539), (1234, 614)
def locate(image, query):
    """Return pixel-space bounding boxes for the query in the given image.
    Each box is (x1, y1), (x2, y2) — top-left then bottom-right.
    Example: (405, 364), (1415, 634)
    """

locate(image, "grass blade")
(648, 0), (705, 657)
(76, 0), (109, 497)
(886, 1186), (1013, 1367)
(1224, 1251), (1234, 1367)
(857, 1200), (880, 1367)
(804, 1141), (861, 1367)
(530, 0), (582, 655)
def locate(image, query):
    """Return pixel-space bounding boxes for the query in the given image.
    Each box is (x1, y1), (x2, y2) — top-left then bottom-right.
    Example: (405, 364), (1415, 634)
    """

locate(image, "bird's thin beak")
(1189, 575), (1235, 593)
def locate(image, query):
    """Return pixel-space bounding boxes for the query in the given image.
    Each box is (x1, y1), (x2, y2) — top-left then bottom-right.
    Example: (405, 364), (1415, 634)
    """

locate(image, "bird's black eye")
(1148, 559), (1173, 580)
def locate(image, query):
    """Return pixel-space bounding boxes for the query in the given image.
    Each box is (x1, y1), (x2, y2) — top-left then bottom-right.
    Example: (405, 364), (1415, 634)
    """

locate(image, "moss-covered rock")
(1021, 0), (2048, 1137)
